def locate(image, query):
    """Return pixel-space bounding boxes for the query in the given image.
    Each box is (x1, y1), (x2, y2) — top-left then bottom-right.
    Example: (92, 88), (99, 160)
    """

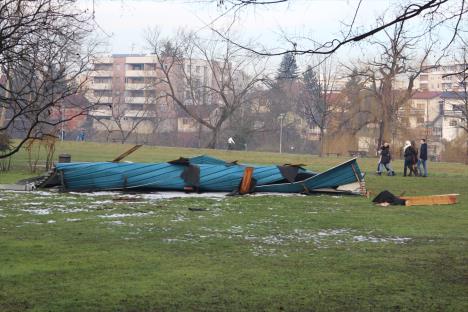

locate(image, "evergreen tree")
(302, 65), (324, 126)
(276, 52), (298, 80)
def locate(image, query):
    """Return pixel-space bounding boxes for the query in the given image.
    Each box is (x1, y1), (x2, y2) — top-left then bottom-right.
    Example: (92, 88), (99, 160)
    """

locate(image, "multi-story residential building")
(415, 64), (467, 91)
(86, 54), (217, 144)
(399, 91), (467, 158)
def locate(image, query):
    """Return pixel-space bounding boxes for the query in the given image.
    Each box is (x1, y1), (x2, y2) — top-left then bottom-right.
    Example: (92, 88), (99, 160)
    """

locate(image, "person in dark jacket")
(417, 138), (428, 177)
(411, 140), (419, 176)
(403, 140), (418, 176)
(378, 142), (395, 176)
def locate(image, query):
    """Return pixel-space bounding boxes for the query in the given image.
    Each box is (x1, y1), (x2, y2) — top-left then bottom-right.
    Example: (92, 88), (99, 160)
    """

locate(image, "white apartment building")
(400, 91), (467, 157)
(415, 64), (467, 91)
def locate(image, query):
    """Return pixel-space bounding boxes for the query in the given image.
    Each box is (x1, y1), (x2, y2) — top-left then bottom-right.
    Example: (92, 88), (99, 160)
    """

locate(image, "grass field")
(0, 141), (467, 311)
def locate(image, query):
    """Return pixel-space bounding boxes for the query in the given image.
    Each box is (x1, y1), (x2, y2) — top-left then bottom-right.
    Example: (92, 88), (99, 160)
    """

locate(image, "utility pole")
(0, 66), (10, 130)
(279, 113), (285, 153)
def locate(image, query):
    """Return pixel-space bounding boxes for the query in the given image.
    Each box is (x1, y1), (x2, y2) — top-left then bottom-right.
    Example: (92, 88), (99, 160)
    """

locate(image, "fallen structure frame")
(34, 155), (366, 196)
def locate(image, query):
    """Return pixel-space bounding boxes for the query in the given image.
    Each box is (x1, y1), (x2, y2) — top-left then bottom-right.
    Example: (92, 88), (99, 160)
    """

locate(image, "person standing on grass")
(376, 145), (383, 175)
(411, 140), (419, 176)
(379, 142), (395, 176)
(227, 136), (235, 150)
(403, 140), (417, 176)
(417, 138), (428, 177)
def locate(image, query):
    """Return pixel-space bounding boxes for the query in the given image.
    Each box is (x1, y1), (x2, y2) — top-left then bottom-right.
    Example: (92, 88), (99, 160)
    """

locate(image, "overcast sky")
(80, 0), (450, 70)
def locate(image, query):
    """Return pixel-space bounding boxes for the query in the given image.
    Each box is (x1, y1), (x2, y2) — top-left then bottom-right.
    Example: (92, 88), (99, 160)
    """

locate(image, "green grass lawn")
(0, 141), (467, 311)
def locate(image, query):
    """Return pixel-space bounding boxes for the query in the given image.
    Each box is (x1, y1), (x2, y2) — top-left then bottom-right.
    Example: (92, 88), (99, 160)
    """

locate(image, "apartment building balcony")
(125, 83), (148, 90)
(443, 110), (463, 117)
(125, 96), (147, 104)
(143, 70), (158, 77)
(91, 83), (112, 90)
(125, 70), (145, 77)
(91, 70), (113, 77)
(89, 109), (113, 117)
(87, 95), (113, 104)
(399, 108), (425, 115)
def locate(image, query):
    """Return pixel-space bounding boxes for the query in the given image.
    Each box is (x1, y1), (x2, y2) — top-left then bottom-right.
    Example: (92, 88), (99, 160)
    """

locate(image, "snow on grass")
(97, 212), (154, 218)
(21, 208), (52, 215)
(66, 218), (81, 222)
(104, 220), (126, 226)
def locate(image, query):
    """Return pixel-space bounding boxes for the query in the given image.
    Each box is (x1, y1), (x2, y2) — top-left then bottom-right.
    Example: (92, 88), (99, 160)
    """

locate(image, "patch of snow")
(66, 218), (81, 222)
(317, 229), (350, 236)
(247, 192), (306, 197)
(47, 220), (56, 224)
(171, 214), (189, 222)
(141, 192), (227, 201)
(97, 212), (154, 218)
(22, 208), (52, 215)
(163, 238), (189, 243)
(92, 200), (113, 205)
(352, 235), (411, 244)
(105, 220), (125, 226)
(69, 191), (121, 197)
(57, 208), (89, 213)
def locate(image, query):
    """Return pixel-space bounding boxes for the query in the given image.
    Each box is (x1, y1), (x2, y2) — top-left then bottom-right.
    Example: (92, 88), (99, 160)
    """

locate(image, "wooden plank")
(401, 194), (459, 206)
(112, 145), (142, 162)
(239, 167), (254, 195)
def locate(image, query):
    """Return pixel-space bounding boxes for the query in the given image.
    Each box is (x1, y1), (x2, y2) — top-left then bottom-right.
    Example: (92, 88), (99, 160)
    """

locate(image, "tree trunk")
(206, 128), (219, 149)
(377, 120), (385, 152)
(466, 139), (468, 165)
(319, 127), (325, 157)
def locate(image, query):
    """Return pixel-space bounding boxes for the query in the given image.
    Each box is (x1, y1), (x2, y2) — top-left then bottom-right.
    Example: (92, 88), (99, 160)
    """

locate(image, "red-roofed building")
(397, 90), (467, 158)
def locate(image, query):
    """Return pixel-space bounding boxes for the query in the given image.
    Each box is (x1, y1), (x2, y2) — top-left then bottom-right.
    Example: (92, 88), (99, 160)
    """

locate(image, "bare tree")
(356, 22), (433, 149)
(145, 29), (267, 148)
(299, 58), (338, 156)
(210, 0), (466, 57)
(91, 89), (162, 144)
(0, 0), (96, 158)
(442, 46), (468, 163)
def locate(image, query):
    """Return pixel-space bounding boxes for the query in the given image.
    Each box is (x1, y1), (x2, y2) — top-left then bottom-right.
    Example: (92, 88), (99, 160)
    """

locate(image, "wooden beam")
(112, 145), (142, 163)
(400, 194), (459, 206)
(239, 167), (254, 195)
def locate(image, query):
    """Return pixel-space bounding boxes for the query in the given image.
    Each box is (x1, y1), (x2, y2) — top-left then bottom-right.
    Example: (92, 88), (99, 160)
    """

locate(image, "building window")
(93, 77), (112, 84)
(128, 63), (144, 70)
(145, 77), (157, 84)
(125, 77), (144, 84)
(145, 90), (156, 97)
(125, 90), (144, 97)
(450, 119), (458, 127)
(145, 64), (156, 70)
(94, 63), (112, 71)
(93, 90), (112, 97)
(452, 104), (463, 111)
(416, 117), (425, 124)
(416, 103), (425, 110)
(128, 104), (144, 110)
(442, 83), (452, 89)
(401, 117), (410, 125)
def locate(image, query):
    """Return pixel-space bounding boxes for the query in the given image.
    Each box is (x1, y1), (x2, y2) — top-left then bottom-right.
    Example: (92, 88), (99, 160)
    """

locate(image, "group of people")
(377, 139), (428, 177)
